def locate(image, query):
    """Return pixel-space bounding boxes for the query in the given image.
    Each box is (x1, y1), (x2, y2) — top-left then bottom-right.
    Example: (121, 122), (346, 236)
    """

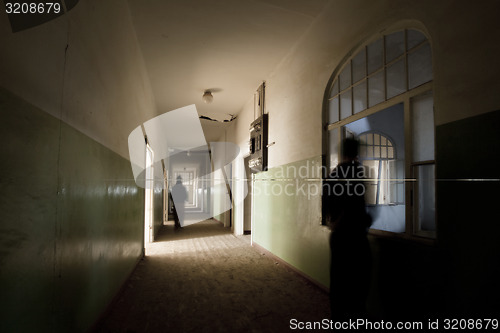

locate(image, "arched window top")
(327, 29), (432, 124)
(358, 132), (396, 160)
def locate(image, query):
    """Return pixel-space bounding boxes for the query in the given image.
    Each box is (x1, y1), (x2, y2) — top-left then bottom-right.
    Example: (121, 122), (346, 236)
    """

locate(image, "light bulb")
(202, 91), (213, 104)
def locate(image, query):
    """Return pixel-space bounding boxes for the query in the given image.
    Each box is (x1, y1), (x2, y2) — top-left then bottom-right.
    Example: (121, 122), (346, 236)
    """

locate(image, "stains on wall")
(0, 86), (144, 332)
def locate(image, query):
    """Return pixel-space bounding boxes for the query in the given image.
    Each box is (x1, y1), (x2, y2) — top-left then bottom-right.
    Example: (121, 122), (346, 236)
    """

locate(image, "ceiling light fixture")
(202, 90), (213, 104)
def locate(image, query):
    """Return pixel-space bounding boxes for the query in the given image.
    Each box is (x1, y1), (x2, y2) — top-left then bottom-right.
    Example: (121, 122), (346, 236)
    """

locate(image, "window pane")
(329, 96), (339, 124)
(368, 70), (385, 107)
(408, 42), (432, 89)
(367, 146), (374, 158)
(360, 144), (367, 158)
(329, 80), (339, 98)
(352, 48), (366, 83)
(385, 31), (405, 63)
(415, 164), (436, 232)
(386, 58), (406, 98)
(366, 133), (373, 145)
(329, 127), (340, 168)
(339, 64), (351, 91)
(381, 147), (387, 158)
(344, 104), (405, 232)
(367, 38), (383, 74)
(353, 81), (367, 114)
(407, 29), (427, 50)
(340, 89), (352, 119)
(411, 92), (434, 161)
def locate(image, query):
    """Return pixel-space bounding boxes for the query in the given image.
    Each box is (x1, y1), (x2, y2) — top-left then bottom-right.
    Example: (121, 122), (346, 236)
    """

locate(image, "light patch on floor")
(94, 219), (330, 332)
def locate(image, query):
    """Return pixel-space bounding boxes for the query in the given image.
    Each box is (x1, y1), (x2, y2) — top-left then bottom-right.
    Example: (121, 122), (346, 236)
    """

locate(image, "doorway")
(243, 155), (252, 234)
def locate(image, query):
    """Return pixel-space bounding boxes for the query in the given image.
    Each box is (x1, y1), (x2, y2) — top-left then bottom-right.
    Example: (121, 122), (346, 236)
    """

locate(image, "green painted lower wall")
(253, 156), (330, 288)
(0, 87), (144, 332)
(0, 87), (60, 332)
(250, 155), (449, 320)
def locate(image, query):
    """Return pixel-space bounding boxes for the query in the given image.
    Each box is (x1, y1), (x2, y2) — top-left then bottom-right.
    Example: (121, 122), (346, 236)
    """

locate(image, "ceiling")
(127, 0), (330, 142)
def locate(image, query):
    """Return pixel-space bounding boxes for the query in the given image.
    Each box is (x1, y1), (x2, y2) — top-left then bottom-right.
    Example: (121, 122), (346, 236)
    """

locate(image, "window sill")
(368, 228), (437, 246)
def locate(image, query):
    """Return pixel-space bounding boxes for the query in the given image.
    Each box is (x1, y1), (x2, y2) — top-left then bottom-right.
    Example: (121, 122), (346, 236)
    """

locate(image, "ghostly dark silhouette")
(171, 176), (187, 229)
(324, 138), (372, 321)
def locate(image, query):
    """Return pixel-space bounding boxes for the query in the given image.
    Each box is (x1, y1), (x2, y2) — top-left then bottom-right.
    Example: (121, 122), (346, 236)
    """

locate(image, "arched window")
(358, 132), (402, 206)
(324, 28), (436, 239)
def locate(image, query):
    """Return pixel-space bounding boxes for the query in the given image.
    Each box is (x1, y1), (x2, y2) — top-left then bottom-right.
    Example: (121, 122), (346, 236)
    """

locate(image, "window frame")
(322, 27), (436, 243)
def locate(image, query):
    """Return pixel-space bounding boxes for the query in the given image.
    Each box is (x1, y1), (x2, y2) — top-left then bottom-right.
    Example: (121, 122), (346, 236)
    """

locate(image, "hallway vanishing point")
(94, 219), (330, 332)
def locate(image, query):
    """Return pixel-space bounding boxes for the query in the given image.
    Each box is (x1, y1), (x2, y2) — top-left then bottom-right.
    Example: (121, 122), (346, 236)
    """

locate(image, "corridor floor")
(94, 219), (330, 332)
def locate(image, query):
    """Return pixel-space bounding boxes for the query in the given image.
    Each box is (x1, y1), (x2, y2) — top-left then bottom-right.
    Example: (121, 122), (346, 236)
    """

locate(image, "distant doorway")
(243, 155), (252, 234)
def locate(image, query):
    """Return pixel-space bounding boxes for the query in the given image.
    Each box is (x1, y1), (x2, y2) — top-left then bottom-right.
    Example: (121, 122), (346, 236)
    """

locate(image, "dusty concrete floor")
(94, 219), (330, 332)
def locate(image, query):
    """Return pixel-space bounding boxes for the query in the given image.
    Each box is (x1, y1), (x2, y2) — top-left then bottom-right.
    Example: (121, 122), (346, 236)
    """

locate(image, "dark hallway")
(2, 1), (500, 331)
(94, 220), (330, 332)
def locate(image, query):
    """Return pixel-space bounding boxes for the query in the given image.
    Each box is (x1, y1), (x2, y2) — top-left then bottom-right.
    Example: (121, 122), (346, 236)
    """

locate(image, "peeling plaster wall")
(0, 0), (157, 331)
